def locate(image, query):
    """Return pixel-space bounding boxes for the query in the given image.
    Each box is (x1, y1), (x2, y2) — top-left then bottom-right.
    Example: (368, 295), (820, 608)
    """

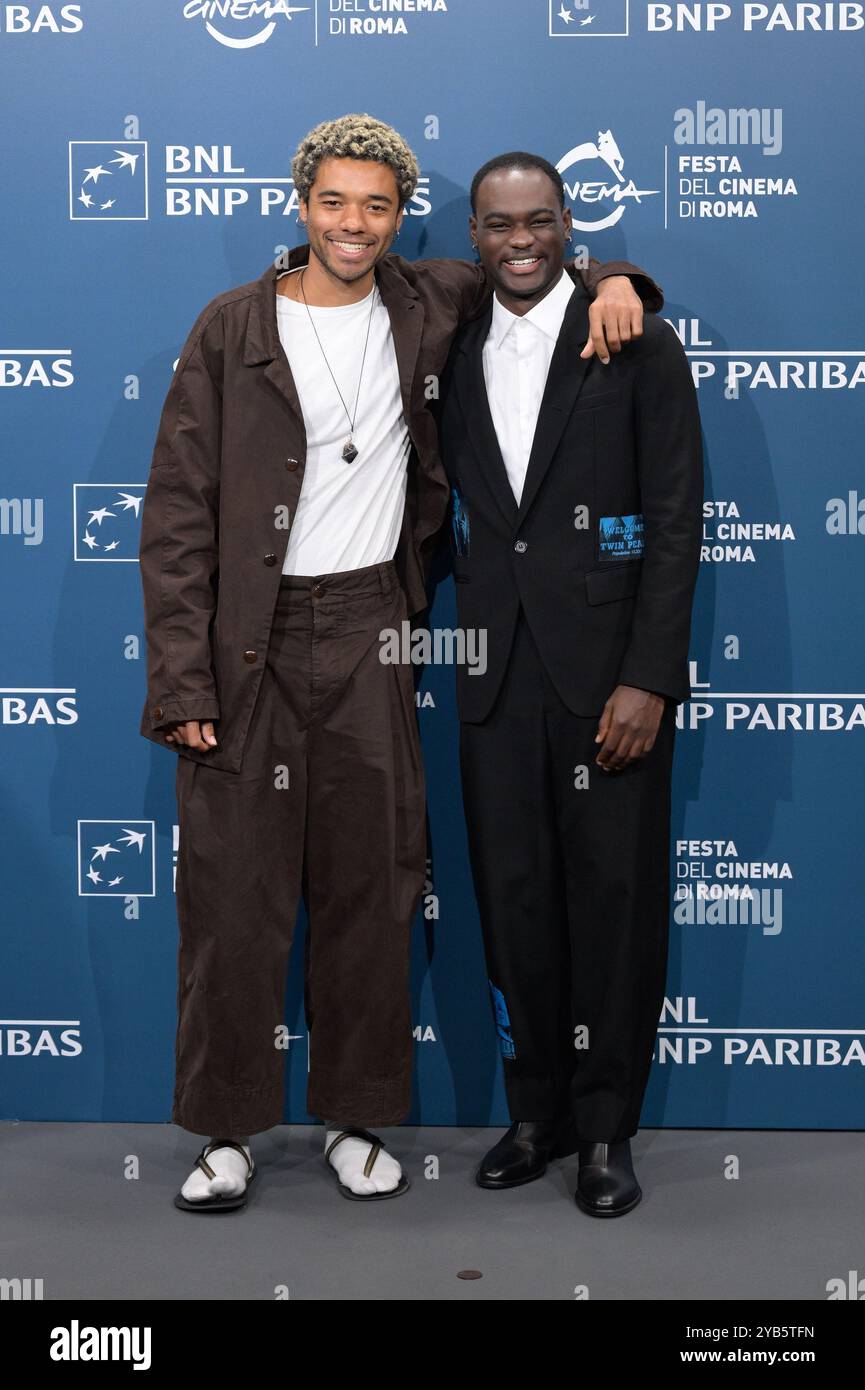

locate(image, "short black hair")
(470, 151), (565, 215)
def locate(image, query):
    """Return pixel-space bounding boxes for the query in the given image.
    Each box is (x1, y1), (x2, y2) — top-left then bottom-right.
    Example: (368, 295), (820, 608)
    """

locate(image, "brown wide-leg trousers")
(171, 560), (427, 1137)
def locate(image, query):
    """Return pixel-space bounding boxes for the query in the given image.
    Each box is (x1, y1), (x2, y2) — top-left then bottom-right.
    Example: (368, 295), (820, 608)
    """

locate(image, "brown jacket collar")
(243, 241), (419, 368)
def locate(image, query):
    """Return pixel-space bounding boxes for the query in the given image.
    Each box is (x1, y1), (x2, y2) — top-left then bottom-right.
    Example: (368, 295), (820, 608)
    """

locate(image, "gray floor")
(1, 1123), (861, 1300)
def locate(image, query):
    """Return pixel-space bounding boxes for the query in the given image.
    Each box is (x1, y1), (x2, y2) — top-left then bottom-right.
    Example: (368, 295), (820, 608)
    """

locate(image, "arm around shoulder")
(579, 254), (664, 312)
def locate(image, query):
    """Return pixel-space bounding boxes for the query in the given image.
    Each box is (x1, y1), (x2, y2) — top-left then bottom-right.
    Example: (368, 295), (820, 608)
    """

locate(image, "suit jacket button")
(243, 650), (257, 663)
(263, 553), (277, 565)
(285, 458), (299, 472)
(514, 540), (528, 554)
(153, 705), (164, 720)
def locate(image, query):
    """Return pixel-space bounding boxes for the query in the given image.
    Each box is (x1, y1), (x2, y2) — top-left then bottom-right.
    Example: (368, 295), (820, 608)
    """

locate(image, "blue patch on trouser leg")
(451, 484), (470, 558)
(489, 980), (516, 1060)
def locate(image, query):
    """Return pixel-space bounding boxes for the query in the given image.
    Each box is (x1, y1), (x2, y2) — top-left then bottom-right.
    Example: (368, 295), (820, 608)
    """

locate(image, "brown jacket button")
(243, 650), (257, 663)
(264, 553), (277, 565)
(285, 458), (299, 472)
(154, 705), (164, 720)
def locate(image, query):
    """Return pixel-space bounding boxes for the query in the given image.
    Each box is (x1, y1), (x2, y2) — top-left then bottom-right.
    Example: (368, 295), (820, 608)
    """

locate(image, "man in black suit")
(437, 152), (704, 1216)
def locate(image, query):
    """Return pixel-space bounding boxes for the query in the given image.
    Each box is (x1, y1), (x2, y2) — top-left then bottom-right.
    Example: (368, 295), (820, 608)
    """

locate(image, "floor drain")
(457, 1269), (483, 1280)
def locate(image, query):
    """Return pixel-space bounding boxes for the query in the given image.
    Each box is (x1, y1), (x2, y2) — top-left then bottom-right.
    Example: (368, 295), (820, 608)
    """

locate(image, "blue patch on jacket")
(599, 512), (644, 559)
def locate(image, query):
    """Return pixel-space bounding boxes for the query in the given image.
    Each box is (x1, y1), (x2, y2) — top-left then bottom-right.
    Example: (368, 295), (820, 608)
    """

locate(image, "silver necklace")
(297, 267), (377, 463)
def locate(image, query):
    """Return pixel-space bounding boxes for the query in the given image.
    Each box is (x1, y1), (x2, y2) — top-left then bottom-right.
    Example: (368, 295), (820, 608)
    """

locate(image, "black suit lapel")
(452, 303), (519, 529)
(515, 284), (592, 527)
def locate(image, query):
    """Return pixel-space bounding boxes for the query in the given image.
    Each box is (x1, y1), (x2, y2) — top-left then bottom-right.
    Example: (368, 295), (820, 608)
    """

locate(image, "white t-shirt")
(275, 267), (409, 576)
(482, 270), (575, 505)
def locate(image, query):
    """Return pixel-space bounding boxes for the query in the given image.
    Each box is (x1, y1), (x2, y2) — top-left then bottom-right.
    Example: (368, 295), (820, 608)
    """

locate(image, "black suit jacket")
(437, 276), (704, 723)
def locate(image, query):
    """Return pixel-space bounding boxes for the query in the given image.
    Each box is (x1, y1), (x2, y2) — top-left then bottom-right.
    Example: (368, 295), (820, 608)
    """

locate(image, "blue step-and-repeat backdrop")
(2, 1), (863, 1130)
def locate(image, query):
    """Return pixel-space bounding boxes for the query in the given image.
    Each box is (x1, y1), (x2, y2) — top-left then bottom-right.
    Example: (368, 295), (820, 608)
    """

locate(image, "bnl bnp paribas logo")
(68, 142), (147, 220)
(73, 484), (144, 561)
(550, 1), (629, 38)
(77, 821), (156, 897)
(67, 137), (432, 220)
(557, 130), (658, 231)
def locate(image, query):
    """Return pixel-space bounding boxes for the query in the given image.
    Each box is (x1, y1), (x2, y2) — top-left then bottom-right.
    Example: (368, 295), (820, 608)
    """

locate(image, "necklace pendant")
(341, 438), (359, 464)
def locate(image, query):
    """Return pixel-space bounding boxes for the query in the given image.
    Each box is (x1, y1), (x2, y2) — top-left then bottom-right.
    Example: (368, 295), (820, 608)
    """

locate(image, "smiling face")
(300, 156), (404, 289)
(470, 165), (573, 312)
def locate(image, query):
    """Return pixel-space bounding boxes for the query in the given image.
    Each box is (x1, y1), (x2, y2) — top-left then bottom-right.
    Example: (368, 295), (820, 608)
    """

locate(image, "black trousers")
(459, 606), (676, 1142)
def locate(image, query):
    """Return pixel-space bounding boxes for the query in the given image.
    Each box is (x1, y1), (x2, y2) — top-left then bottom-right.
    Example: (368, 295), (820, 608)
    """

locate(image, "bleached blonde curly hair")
(292, 113), (420, 208)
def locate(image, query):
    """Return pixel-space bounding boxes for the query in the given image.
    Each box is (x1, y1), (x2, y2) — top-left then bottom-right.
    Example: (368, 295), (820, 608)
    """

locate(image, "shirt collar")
(487, 268), (576, 351)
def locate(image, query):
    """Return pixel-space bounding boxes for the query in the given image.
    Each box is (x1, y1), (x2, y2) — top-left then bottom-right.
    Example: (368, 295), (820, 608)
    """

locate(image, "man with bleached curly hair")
(139, 113), (665, 1211)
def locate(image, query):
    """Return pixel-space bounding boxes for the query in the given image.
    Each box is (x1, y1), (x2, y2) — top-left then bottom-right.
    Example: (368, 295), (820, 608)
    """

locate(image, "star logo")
(69, 141), (148, 220)
(73, 484), (146, 562)
(549, 1), (628, 38)
(78, 821), (157, 897)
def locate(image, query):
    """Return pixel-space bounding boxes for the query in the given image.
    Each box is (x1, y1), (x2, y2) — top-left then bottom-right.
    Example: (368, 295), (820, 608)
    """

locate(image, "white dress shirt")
(482, 269), (576, 505)
(275, 267), (409, 575)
